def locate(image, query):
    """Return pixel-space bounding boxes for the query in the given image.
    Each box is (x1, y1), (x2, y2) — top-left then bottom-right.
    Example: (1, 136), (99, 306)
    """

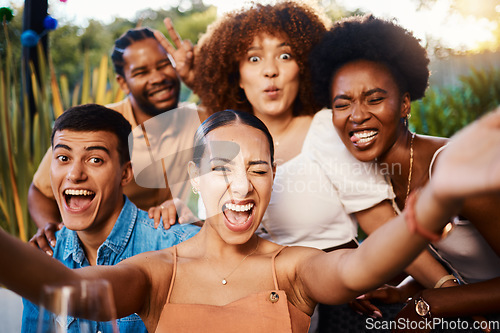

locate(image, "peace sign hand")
(154, 18), (196, 89)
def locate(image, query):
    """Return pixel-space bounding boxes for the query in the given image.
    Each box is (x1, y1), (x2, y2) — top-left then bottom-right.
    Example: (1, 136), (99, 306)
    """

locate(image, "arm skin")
(295, 184), (461, 307)
(27, 183), (62, 254)
(0, 229), (154, 323)
(28, 183), (61, 230)
(356, 200), (452, 289)
(295, 108), (500, 307)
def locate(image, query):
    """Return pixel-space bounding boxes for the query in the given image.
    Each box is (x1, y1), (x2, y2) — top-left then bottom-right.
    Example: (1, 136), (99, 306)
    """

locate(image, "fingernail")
(46, 251), (53, 256)
(50, 240), (56, 247)
(374, 311), (382, 318)
(170, 218), (175, 225)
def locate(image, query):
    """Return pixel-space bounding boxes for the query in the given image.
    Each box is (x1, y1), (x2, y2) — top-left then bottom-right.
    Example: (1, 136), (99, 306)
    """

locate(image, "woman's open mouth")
(222, 202), (255, 232)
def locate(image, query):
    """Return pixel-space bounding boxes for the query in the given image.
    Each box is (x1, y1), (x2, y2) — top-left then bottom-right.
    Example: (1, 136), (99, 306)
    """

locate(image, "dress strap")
(271, 246), (287, 290)
(166, 246), (178, 304)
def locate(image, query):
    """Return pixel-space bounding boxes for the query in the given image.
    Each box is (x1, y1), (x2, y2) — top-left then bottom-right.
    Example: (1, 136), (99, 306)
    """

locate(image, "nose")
(227, 171), (253, 198)
(350, 103), (371, 124)
(263, 58), (278, 78)
(149, 69), (166, 84)
(66, 161), (87, 183)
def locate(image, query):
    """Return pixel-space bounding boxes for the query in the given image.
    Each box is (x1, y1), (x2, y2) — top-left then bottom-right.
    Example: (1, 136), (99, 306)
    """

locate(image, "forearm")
(422, 277), (500, 317)
(341, 185), (460, 296)
(28, 183), (61, 228)
(0, 228), (81, 304)
(404, 249), (451, 289)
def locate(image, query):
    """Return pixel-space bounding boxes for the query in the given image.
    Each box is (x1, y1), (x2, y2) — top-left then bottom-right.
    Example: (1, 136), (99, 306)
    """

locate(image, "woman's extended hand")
(431, 107), (500, 202)
(154, 18), (196, 89)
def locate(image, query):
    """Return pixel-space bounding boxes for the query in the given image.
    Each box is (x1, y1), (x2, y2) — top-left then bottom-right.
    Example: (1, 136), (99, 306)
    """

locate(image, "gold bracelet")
(434, 274), (458, 288)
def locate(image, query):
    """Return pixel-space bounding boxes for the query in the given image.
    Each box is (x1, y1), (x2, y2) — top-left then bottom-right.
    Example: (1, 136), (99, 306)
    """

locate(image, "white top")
(427, 146), (500, 284)
(257, 109), (393, 249)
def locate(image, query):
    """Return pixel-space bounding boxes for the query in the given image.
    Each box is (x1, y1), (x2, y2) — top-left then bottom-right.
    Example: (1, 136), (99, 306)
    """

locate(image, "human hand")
(148, 198), (197, 229)
(431, 107), (500, 202)
(351, 284), (406, 318)
(154, 18), (196, 89)
(28, 222), (63, 256)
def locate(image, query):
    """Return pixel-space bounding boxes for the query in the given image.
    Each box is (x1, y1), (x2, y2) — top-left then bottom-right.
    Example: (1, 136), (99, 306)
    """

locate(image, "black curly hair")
(310, 15), (430, 108)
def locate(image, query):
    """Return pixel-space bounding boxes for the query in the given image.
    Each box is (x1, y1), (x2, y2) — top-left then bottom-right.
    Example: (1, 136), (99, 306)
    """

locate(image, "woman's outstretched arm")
(297, 108), (500, 305)
(0, 229), (151, 320)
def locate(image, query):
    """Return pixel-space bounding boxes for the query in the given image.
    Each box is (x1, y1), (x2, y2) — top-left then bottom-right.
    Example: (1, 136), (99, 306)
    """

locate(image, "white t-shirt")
(257, 109), (393, 249)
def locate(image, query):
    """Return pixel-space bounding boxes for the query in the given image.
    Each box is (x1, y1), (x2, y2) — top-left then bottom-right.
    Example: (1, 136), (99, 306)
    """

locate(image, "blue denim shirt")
(22, 196), (199, 333)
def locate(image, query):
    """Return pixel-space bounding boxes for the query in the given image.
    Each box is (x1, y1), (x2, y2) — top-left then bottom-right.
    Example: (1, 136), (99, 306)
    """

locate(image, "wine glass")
(36, 279), (119, 333)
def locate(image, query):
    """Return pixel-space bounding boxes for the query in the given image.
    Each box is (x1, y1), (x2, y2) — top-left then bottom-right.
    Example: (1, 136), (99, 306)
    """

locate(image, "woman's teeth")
(225, 203), (254, 212)
(352, 130), (377, 143)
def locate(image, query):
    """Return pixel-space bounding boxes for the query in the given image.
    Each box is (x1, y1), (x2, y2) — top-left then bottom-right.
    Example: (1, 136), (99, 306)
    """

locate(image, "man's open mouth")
(64, 189), (96, 210)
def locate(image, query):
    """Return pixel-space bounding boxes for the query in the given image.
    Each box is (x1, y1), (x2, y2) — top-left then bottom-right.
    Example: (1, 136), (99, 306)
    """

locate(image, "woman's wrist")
(412, 185), (462, 237)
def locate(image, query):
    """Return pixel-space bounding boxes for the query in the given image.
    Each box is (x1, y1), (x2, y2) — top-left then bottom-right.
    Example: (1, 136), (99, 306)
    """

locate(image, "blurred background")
(0, 0), (499, 241)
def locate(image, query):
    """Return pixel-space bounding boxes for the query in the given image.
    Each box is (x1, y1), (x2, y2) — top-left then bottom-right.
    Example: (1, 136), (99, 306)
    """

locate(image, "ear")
(187, 161), (200, 192)
(121, 161), (134, 187)
(400, 92), (411, 119)
(116, 75), (130, 95)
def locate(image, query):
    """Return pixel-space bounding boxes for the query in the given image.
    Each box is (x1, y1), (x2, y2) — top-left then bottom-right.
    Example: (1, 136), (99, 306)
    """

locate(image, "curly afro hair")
(193, 0), (330, 116)
(310, 15), (430, 108)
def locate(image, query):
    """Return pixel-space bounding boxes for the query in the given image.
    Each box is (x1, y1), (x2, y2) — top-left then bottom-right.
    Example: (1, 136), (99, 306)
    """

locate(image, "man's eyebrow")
(54, 144), (71, 151)
(130, 65), (147, 74)
(85, 146), (111, 155)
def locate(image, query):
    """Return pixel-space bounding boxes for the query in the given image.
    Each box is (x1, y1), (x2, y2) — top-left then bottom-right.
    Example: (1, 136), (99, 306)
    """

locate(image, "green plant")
(410, 67), (500, 137)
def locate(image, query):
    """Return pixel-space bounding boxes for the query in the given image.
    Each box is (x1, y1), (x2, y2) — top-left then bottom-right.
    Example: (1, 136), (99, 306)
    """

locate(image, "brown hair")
(193, 0), (330, 116)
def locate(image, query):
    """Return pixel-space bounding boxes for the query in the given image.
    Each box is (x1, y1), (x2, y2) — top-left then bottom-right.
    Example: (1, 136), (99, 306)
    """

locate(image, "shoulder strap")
(271, 246), (287, 290)
(166, 246), (178, 303)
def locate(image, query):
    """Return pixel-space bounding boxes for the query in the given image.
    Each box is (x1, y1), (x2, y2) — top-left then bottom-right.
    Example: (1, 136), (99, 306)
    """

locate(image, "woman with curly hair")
(157, 0), (396, 257)
(156, 3), (462, 330)
(310, 15), (500, 328)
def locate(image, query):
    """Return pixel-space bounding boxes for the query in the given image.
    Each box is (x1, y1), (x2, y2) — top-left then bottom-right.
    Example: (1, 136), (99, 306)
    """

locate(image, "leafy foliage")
(410, 67), (500, 137)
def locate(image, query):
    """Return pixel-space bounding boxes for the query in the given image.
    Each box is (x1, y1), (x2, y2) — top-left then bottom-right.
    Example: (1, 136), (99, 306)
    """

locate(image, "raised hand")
(154, 18), (196, 89)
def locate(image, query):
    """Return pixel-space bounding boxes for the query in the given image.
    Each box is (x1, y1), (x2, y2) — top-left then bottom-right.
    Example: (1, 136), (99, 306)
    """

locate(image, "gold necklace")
(389, 132), (415, 215)
(205, 238), (260, 286)
(406, 132), (415, 205)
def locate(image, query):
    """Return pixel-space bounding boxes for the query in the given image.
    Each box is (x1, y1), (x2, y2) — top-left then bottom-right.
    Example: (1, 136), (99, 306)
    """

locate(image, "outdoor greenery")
(0, 2), (499, 240)
(410, 67), (500, 137)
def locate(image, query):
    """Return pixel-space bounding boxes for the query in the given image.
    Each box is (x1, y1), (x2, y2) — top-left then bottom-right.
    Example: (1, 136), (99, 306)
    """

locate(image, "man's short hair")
(111, 27), (156, 77)
(51, 104), (132, 164)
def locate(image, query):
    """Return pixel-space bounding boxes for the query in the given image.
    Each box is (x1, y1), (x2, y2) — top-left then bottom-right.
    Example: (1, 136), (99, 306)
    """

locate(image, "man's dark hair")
(111, 27), (156, 77)
(51, 104), (132, 164)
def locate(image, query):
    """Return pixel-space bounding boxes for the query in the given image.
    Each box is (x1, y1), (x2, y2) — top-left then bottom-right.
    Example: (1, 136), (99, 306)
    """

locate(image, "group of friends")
(1, 1), (499, 332)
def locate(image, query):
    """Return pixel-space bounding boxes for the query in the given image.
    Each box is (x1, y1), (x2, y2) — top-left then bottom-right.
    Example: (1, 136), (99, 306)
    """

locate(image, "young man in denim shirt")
(22, 104), (199, 333)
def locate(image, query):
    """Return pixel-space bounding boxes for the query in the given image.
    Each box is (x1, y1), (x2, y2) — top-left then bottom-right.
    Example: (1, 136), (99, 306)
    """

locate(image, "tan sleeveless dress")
(155, 246), (311, 332)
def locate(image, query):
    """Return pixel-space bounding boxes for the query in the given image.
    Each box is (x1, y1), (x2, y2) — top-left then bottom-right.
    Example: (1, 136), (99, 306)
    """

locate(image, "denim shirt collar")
(62, 196), (138, 265)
